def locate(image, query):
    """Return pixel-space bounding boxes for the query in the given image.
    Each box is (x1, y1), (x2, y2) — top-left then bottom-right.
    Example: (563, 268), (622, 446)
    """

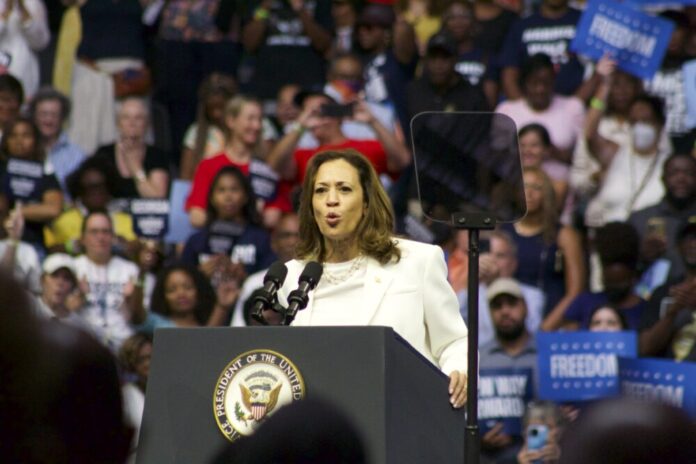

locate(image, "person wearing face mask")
(562, 222), (647, 330)
(639, 221), (696, 360)
(583, 56), (672, 228)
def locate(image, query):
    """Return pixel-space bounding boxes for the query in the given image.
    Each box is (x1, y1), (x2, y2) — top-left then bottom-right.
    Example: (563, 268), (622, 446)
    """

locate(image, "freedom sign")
(478, 367), (534, 436)
(537, 331), (637, 402)
(570, 0), (674, 79)
(619, 357), (696, 418)
(130, 199), (170, 239)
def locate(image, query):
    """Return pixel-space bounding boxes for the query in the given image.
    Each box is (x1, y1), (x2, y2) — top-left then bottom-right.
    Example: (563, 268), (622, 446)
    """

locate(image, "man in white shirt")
(74, 210), (139, 350)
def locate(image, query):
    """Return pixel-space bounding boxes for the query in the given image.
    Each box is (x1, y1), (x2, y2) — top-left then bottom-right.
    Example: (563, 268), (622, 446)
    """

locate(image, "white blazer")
(278, 238), (469, 375)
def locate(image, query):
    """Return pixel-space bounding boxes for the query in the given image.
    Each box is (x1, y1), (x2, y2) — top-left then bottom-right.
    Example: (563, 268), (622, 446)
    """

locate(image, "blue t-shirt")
(498, 8), (585, 96)
(456, 48), (499, 86)
(564, 291), (647, 330)
(181, 222), (276, 276)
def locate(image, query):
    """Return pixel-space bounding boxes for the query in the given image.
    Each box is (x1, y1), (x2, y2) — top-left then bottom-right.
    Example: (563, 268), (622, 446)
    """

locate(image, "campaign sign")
(537, 331), (637, 402)
(478, 367), (534, 436)
(619, 357), (696, 418)
(3, 158), (43, 201)
(684, 60), (696, 130)
(570, 0), (674, 80)
(130, 199), (170, 239)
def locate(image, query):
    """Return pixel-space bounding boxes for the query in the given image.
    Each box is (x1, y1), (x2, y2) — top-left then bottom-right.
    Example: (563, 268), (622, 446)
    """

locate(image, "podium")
(136, 326), (465, 464)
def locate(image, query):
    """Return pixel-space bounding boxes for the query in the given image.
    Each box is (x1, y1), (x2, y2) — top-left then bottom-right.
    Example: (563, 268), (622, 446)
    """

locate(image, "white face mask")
(632, 122), (657, 152)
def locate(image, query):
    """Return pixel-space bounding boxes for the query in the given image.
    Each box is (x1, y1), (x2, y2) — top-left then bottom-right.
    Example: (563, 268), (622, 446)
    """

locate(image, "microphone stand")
(453, 211), (495, 464)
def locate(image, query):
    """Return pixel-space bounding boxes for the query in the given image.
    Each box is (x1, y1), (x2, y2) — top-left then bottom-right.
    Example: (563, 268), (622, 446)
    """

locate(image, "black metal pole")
(465, 228), (481, 464)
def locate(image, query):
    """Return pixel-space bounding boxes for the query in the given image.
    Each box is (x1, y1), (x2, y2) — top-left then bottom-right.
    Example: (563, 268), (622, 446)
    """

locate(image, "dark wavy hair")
(0, 117), (45, 162)
(66, 156), (120, 201)
(296, 149), (400, 264)
(206, 165), (261, 226)
(150, 264), (217, 326)
(519, 53), (555, 89)
(519, 123), (552, 148)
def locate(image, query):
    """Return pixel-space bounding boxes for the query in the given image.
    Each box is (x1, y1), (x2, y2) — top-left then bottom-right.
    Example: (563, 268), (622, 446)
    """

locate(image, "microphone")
(283, 261), (323, 325)
(251, 261), (288, 325)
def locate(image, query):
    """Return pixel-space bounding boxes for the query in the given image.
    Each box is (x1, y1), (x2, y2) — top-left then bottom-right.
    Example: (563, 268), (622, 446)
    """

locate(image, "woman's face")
(312, 159), (366, 244)
(206, 93), (227, 127)
(519, 131), (547, 168)
(589, 307), (623, 332)
(80, 169), (110, 210)
(524, 68), (555, 111)
(117, 100), (148, 140)
(227, 102), (262, 147)
(134, 342), (152, 380)
(164, 270), (198, 316)
(609, 73), (640, 115)
(444, 3), (473, 41)
(628, 101), (662, 153)
(6, 122), (37, 158)
(211, 174), (247, 221)
(523, 171), (545, 213)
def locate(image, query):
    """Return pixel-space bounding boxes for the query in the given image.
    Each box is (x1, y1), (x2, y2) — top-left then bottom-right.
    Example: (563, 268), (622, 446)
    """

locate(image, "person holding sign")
(0, 117), (62, 251)
(584, 55), (672, 228)
(480, 278), (538, 463)
(275, 149), (469, 408)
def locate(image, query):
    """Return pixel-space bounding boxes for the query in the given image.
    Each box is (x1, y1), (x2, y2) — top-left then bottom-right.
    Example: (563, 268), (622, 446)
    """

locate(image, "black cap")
(356, 4), (395, 29)
(426, 32), (457, 57)
(677, 217), (696, 242)
(293, 88), (336, 108)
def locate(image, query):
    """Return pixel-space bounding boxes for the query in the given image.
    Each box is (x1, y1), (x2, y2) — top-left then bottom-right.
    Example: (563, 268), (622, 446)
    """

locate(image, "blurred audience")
(502, 167), (585, 330)
(0, 0), (49, 98)
(29, 86), (85, 194)
(0, 116), (63, 251)
(584, 57), (672, 228)
(74, 210), (142, 350)
(179, 72), (237, 180)
(92, 97), (169, 202)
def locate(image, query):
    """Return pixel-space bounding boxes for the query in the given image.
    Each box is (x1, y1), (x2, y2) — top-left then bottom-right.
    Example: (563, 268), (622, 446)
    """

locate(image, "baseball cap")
(43, 253), (77, 277)
(677, 217), (696, 242)
(426, 32), (457, 57)
(487, 278), (524, 304)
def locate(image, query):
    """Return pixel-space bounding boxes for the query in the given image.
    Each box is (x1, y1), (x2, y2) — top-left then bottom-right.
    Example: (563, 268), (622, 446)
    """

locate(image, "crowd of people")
(3, 0), (696, 462)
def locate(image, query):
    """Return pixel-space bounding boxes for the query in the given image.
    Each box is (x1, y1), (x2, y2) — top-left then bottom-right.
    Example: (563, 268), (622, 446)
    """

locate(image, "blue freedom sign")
(478, 367), (534, 436)
(619, 357), (696, 418)
(570, 0), (674, 79)
(537, 331), (637, 402)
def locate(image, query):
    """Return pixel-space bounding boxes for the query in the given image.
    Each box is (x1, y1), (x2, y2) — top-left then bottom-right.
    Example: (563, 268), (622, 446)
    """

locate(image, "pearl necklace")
(322, 255), (365, 286)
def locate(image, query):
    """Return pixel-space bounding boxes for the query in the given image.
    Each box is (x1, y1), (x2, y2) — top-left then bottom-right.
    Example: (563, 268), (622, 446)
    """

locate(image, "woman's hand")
(595, 53), (617, 84)
(448, 370), (467, 408)
(119, 138), (145, 177)
(215, 273), (241, 309)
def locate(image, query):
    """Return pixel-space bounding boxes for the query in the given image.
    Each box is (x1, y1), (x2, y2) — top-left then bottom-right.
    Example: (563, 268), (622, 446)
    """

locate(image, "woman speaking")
(276, 149), (469, 408)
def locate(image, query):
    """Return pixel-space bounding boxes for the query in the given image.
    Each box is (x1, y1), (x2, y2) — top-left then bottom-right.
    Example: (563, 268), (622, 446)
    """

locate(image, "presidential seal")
(213, 349), (305, 441)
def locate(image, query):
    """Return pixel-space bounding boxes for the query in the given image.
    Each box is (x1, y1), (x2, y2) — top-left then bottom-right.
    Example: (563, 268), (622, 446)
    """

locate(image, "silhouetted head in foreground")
(560, 398), (696, 464)
(0, 270), (132, 463)
(211, 397), (367, 464)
